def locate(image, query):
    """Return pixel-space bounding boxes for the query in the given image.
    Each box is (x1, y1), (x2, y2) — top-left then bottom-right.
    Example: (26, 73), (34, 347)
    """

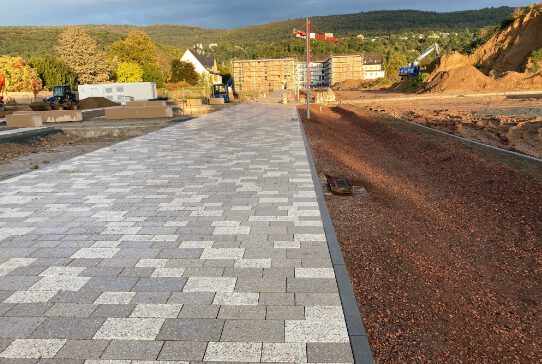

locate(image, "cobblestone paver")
(0, 104), (354, 363)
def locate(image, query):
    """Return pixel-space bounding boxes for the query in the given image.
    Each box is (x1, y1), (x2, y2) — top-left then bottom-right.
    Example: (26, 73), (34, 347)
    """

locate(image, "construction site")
(0, 3), (541, 364)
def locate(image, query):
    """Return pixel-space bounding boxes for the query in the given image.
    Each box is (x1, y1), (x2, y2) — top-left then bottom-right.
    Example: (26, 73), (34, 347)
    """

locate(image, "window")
(105, 87), (113, 93)
(116, 86), (124, 92)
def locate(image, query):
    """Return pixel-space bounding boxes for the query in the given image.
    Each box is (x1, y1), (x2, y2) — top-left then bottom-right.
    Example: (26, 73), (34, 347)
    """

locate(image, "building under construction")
(232, 53), (385, 92)
(230, 58), (297, 93)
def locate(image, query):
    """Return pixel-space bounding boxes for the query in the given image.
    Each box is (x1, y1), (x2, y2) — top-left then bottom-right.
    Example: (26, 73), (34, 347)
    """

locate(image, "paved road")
(0, 104), (355, 363)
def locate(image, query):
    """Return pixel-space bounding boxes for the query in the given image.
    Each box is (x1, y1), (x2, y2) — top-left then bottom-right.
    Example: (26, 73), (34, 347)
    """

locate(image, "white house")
(180, 49), (222, 84)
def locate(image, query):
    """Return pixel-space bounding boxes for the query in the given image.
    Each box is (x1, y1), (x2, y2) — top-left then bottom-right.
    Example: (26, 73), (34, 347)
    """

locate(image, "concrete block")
(209, 98), (225, 105)
(136, 106), (174, 119)
(185, 99), (203, 106)
(105, 106), (173, 120)
(105, 107), (139, 120)
(126, 100), (167, 107)
(6, 113), (43, 128)
(41, 110), (83, 123)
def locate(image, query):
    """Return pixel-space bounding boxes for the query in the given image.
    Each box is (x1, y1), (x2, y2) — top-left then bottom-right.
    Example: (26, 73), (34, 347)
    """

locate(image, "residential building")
(180, 49), (222, 84)
(362, 52), (386, 80)
(296, 61), (327, 88)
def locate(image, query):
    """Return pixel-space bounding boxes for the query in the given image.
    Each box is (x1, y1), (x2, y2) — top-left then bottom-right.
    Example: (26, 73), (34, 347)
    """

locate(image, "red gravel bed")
(300, 105), (542, 363)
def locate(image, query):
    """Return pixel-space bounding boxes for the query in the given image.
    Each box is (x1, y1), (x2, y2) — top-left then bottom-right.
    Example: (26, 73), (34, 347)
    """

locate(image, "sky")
(0, 0), (533, 27)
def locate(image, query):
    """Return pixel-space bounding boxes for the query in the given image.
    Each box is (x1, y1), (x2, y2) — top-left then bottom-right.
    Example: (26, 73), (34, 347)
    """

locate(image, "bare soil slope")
(419, 4), (542, 94)
(471, 4), (542, 75)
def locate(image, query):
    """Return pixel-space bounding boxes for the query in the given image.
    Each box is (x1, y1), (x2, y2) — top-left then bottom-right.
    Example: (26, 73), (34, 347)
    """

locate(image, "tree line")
(0, 27), (207, 93)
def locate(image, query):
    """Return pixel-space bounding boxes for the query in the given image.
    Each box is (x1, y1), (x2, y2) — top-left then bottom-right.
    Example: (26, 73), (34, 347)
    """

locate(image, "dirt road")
(335, 91), (542, 159)
(300, 105), (542, 363)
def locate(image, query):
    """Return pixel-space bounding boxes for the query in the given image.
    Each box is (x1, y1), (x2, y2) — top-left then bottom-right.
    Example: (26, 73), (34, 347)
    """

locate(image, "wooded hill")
(0, 7), (514, 59)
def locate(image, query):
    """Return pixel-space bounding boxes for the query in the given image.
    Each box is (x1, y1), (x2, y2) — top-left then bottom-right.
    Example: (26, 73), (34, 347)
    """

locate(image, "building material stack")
(105, 100), (174, 120)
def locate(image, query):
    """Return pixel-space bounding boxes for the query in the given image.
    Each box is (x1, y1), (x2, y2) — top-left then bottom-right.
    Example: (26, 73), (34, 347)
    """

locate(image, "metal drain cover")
(326, 176), (353, 195)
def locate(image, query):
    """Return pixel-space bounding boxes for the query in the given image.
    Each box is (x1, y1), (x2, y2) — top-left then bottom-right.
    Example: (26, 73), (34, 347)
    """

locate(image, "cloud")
(0, 0), (532, 27)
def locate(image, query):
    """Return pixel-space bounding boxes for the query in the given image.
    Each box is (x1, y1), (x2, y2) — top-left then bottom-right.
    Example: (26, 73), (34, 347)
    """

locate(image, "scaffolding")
(231, 54), (383, 93)
(324, 55), (363, 85)
(231, 58), (297, 93)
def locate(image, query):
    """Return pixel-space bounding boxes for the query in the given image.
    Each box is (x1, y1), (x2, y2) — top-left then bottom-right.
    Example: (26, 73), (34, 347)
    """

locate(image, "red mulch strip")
(300, 104), (542, 363)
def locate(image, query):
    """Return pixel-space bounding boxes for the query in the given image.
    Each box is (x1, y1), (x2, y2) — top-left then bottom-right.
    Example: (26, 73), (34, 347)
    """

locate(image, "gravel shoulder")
(0, 132), (132, 181)
(300, 104), (542, 363)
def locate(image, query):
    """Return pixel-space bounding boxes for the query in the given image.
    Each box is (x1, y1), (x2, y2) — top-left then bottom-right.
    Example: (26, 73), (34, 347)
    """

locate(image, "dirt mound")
(79, 97), (119, 110)
(421, 65), (542, 94)
(333, 79), (365, 89)
(419, 5), (542, 94)
(471, 4), (542, 76)
(421, 65), (496, 93)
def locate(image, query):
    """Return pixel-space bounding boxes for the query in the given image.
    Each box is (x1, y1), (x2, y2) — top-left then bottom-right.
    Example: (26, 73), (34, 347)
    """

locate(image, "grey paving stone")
(295, 293), (342, 306)
(82, 277), (138, 292)
(91, 304), (136, 318)
(101, 340), (164, 360)
(54, 339), (109, 359)
(3, 303), (52, 317)
(0, 317), (45, 339)
(220, 319), (284, 342)
(307, 342), (354, 363)
(157, 341), (207, 361)
(287, 278), (338, 293)
(132, 278), (186, 292)
(131, 292), (171, 304)
(218, 305), (266, 320)
(44, 303), (98, 317)
(178, 304), (219, 319)
(266, 305), (305, 320)
(235, 277), (286, 293)
(258, 292), (295, 306)
(167, 292), (215, 305)
(50, 290), (101, 304)
(30, 317), (105, 339)
(156, 319), (224, 341)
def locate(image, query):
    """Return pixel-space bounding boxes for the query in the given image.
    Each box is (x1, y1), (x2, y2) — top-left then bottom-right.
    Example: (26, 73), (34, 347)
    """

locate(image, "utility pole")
(306, 18), (311, 120)
(292, 21), (337, 120)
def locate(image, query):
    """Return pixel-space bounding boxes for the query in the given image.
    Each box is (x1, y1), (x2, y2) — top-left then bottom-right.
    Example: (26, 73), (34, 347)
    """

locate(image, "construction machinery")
(211, 77), (236, 103)
(44, 85), (78, 109)
(0, 74), (5, 110)
(292, 28), (339, 42)
(399, 43), (441, 78)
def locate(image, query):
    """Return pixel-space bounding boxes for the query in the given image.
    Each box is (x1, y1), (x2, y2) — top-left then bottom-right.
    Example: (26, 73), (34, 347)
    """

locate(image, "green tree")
(109, 30), (158, 66)
(115, 62), (143, 83)
(0, 56), (42, 92)
(170, 60), (199, 85)
(385, 52), (408, 81)
(29, 54), (77, 89)
(141, 63), (166, 88)
(56, 27), (109, 84)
